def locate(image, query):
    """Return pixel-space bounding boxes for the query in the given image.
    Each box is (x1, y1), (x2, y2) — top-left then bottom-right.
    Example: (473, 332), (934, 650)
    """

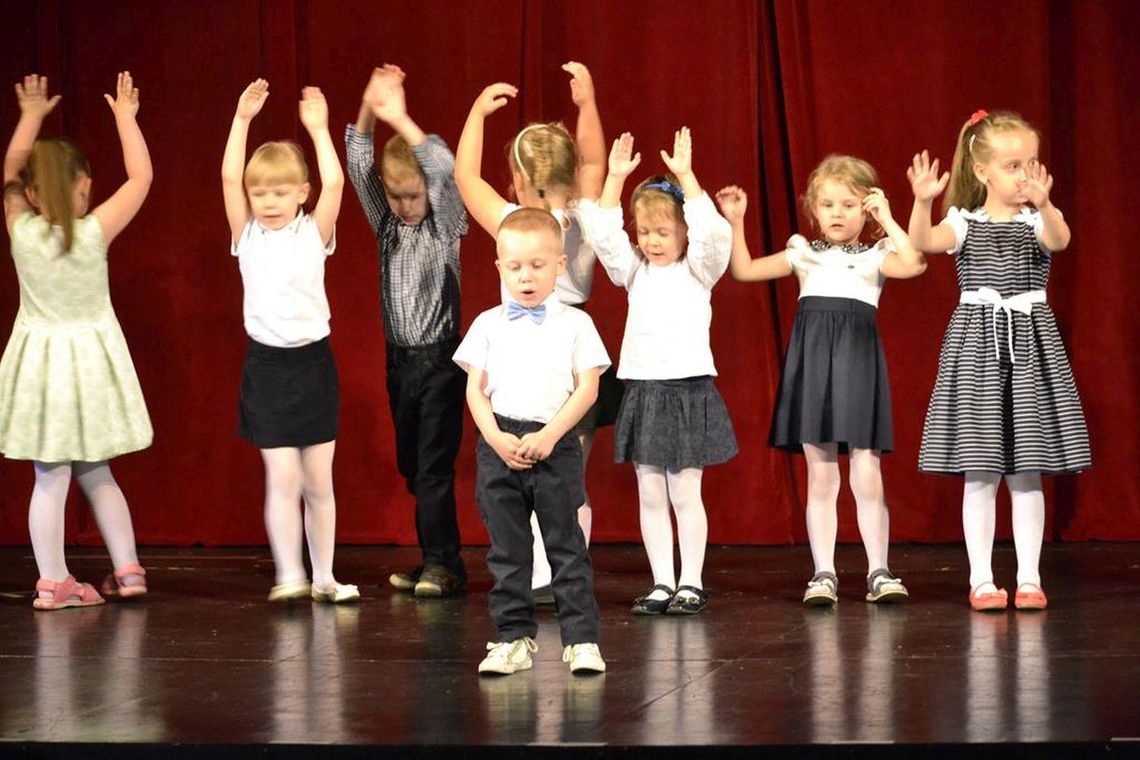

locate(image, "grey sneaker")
(414, 564), (466, 598)
(803, 571), (838, 606)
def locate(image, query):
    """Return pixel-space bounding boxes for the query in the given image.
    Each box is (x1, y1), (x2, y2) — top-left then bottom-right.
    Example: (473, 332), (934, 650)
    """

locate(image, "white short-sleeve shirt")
(941, 206), (1058, 254)
(232, 213), (336, 347)
(785, 234), (891, 307)
(453, 295), (611, 424)
(498, 204), (596, 305)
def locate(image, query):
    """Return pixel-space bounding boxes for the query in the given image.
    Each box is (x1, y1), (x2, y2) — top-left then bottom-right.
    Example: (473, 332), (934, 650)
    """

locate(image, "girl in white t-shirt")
(716, 155), (926, 607)
(455, 63), (619, 599)
(576, 129), (736, 616)
(221, 78), (357, 604)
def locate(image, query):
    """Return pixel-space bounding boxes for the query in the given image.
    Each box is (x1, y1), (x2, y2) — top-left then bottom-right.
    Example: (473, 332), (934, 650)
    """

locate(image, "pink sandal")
(33, 575), (105, 611)
(969, 584), (1008, 612)
(101, 563), (148, 599)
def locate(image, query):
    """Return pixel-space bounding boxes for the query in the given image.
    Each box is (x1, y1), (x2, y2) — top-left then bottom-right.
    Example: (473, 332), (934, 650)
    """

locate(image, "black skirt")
(238, 337), (339, 449)
(614, 376), (738, 470)
(770, 296), (893, 454)
(567, 302), (624, 433)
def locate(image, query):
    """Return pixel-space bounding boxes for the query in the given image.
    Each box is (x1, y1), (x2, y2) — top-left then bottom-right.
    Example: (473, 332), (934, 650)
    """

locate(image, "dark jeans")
(386, 340), (465, 577)
(475, 415), (600, 645)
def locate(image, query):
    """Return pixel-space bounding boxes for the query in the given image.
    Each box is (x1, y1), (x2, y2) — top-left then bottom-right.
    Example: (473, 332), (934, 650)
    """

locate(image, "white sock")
(667, 467), (706, 592)
(1007, 471), (1044, 588)
(803, 444), (840, 575)
(29, 461), (72, 582)
(963, 471), (1001, 591)
(635, 463), (675, 596)
(301, 441), (338, 590)
(261, 448), (307, 586)
(530, 511), (552, 589)
(74, 461), (140, 572)
(850, 448), (889, 573)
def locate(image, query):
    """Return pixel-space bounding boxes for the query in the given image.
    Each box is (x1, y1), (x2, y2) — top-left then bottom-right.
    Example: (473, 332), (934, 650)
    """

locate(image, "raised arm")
(91, 71), (153, 246)
(906, 150), (955, 253)
(563, 61), (604, 201)
(598, 131), (640, 209)
(4, 74), (60, 230)
(222, 79), (268, 242)
(455, 83), (516, 238)
(1024, 161), (1070, 251)
(864, 188), (927, 279)
(664, 128), (731, 286)
(366, 65), (425, 147)
(299, 86), (343, 246)
(715, 186), (792, 282)
(345, 71), (389, 235)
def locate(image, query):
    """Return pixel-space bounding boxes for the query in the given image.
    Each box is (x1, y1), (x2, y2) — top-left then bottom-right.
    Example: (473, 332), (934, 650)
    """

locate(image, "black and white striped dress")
(918, 207), (1091, 475)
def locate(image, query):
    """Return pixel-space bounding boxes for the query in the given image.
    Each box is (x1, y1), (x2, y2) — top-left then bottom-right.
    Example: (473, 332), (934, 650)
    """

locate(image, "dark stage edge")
(0, 544), (1138, 758)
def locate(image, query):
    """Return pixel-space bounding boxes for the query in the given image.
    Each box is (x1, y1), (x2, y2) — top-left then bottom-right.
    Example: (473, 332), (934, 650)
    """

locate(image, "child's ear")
(973, 162), (988, 186)
(299, 182), (312, 204)
(555, 253), (568, 275)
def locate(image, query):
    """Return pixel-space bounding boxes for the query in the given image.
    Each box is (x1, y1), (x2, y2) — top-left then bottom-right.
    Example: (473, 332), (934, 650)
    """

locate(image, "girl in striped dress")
(909, 110), (1091, 612)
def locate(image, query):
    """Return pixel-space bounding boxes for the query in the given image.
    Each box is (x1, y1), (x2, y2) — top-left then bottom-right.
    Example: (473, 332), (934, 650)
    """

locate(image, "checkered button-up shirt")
(345, 126), (467, 347)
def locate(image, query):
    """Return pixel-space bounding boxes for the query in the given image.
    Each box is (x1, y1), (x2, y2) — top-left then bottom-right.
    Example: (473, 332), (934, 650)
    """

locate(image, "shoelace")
(562, 643), (600, 663)
(486, 637), (538, 656)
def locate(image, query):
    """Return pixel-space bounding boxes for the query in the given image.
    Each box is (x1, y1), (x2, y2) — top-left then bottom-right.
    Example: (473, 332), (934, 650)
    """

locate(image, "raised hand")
(862, 187), (892, 224)
(660, 126), (692, 178)
(102, 71), (139, 119)
(607, 132), (642, 178)
(15, 74), (61, 119)
(473, 82), (517, 117)
(715, 186), (748, 223)
(562, 61), (595, 107)
(298, 86), (328, 131)
(1022, 160), (1054, 208)
(907, 149), (949, 202)
(235, 78), (269, 121)
(364, 64), (408, 124)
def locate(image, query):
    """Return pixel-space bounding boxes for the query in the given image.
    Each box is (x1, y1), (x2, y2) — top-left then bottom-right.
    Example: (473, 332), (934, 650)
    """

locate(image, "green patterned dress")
(0, 212), (152, 462)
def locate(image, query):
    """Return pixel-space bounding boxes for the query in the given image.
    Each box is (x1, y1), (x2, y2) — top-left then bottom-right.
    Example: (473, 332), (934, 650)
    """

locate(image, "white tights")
(635, 463), (707, 596)
(962, 470), (1044, 591)
(261, 441), (341, 589)
(802, 444), (891, 576)
(28, 461), (141, 582)
(531, 431), (593, 590)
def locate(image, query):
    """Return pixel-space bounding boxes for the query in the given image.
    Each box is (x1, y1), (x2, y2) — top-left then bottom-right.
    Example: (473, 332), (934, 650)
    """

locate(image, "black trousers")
(476, 415), (600, 645)
(386, 340), (465, 577)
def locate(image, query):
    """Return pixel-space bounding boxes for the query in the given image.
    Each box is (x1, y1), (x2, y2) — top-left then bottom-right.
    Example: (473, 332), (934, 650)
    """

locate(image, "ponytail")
(21, 139), (90, 252)
(509, 123), (577, 211)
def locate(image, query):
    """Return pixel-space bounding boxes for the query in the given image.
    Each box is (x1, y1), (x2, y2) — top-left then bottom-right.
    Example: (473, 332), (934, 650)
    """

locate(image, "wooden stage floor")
(0, 543), (1138, 758)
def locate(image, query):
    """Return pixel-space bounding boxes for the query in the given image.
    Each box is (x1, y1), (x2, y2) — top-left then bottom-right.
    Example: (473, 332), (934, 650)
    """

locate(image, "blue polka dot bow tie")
(506, 301), (547, 324)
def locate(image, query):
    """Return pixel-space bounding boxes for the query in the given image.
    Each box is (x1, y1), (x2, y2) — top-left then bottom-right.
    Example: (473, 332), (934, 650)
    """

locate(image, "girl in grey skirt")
(577, 128), (736, 616)
(715, 155), (926, 608)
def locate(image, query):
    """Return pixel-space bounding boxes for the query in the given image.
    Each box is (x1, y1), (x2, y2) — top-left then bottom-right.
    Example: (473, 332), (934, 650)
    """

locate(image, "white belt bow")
(959, 287), (1046, 363)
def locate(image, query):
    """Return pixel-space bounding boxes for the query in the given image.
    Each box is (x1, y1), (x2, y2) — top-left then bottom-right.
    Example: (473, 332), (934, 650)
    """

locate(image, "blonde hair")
(945, 110), (1038, 213)
(381, 134), (424, 185)
(802, 154), (883, 238)
(631, 173), (685, 223)
(18, 139), (90, 252)
(508, 122), (577, 211)
(497, 206), (562, 247)
(244, 141), (308, 189)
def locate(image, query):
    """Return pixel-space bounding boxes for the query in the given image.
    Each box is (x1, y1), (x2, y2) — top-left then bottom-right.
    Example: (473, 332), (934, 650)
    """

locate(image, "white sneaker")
(562, 642), (606, 674)
(803, 572), (838, 606)
(478, 637), (538, 675)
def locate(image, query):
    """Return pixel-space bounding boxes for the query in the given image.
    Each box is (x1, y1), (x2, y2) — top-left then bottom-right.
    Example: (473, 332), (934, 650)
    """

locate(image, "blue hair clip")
(643, 180), (685, 204)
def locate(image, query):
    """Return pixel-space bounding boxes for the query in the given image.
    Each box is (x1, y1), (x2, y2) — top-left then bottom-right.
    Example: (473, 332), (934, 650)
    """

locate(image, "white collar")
(959, 207), (1037, 227)
(255, 211), (306, 235)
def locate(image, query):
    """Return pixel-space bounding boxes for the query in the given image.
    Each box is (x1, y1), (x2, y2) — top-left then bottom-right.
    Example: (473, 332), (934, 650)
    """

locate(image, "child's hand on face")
(1023, 160), (1053, 209)
(364, 65), (407, 124)
(490, 430), (532, 470)
(298, 86), (328, 131)
(660, 126), (692, 178)
(862, 187), (892, 224)
(517, 430), (554, 463)
(15, 74), (61, 119)
(474, 83), (517, 117)
(607, 132), (642, 179)
(562, 61), (595, 107)
(236, 78), (269, 121)
(907, 150), (949, 202)
(102, 71), (139, 119)
(715, 185), (747, 223)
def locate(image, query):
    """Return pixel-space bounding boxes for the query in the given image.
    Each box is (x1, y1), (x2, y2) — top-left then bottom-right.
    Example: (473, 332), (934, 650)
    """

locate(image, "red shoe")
(101, 563), (147, 599)
(969, 584), (1008, 612)
(1014, 584), (1048, 610)
(33, 575), (105, 611)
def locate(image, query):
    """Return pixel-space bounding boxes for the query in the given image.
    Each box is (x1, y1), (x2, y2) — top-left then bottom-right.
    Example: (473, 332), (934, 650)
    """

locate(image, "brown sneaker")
(414, 564), (466, 598)
(388, 565), (423, 592)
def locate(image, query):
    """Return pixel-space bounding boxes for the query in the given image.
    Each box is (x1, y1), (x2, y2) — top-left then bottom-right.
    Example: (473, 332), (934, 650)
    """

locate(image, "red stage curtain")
(0, 1), (1135, 546)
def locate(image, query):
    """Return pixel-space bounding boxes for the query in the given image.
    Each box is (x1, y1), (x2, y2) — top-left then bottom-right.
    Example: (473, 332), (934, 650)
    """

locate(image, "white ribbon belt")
(959, 287), (1046, 363)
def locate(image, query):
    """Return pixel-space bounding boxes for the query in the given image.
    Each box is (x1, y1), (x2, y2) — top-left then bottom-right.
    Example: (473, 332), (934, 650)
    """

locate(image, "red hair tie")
(967, 109), (989, 127)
